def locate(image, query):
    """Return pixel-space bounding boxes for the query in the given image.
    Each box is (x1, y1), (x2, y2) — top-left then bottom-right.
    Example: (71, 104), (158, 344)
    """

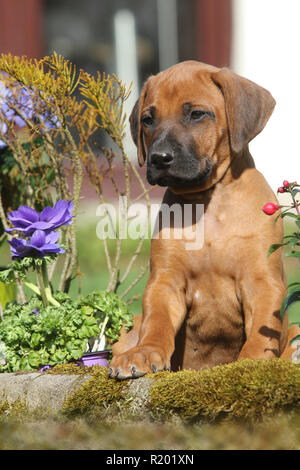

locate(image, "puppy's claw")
(132, 370), (146, 378)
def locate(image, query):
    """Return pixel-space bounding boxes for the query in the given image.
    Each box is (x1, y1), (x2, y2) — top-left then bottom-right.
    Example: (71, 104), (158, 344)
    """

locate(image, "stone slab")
(0, 372), (91, 412)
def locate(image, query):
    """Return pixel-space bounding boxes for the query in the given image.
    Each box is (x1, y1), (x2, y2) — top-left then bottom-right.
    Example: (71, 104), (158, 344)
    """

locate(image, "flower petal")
(30, 230), (46, 248)
(27, 221), (54, 231)
(45, 231), (60, 244)
(11, 206), (39, 223)
(8, 237), (37, 259)
(40, 200), (73, 228)
(39, 206), (55, 222)
(6, 219), (29, 230)
(40, 244), (65, 254)
(8, 238), (27, 250)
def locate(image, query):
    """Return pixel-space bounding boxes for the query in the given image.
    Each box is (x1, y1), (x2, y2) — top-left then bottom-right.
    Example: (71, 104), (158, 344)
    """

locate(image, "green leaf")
(281, 212), (299, 220)
(0, 268), (15, 284)
(287, 282), (300, 293)
(78, 326), (89, 338)
(24, 281), (41, 296)
(267, 243), (287, 256)
(281, 290), (300, 319)
(30, 333), (41, 348)
(0, 280), (16, 308)
(19, 357), (31, 371)
(285, 239), (300, 249)
(28, 351), (42, 368)
(290, 335), (300, 345)
(52, 350), (67, 362)
(81, 305), (93, 316)
(285, 251), (300, 258)
(85, 316), (98, 326)
(69, 349), (84, 359)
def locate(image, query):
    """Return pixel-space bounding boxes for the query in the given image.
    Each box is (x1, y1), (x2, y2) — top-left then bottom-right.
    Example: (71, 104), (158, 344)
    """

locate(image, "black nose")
(150, 152), (173, 169)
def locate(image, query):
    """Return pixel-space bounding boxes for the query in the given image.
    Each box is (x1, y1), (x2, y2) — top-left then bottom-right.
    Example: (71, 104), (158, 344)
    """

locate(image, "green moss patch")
(148, 359), (300, 422)
(45, 363), (92, 375)
(61, 366), (129, 420)
(0, 398), (28, 419)
(38, 359), (300, 423)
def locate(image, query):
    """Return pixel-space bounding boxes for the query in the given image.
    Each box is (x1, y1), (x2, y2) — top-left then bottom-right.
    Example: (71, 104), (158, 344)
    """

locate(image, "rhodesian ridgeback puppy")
(109, 60), (298, 379)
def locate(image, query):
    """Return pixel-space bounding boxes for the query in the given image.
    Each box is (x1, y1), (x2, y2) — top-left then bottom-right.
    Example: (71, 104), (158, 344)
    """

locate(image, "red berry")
(262, 203), (279, 215)
(277, 187), (285, 193)
(283, 180), (290, 188)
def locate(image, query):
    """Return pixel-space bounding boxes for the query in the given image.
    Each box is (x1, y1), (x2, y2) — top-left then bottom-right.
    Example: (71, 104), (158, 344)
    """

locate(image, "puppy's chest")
(200, 203), (251, 261)
(185, 211), (236, 271)
(183, 209), (243, 322)
(185, 276), (243, 341)
(204, 208), (236, 244)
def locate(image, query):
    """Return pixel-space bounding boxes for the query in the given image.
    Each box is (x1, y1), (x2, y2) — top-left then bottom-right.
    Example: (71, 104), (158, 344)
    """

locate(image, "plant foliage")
(266, 181), (300, 347)
(0, 290), (133, 372)
(0, 52), (148, 297)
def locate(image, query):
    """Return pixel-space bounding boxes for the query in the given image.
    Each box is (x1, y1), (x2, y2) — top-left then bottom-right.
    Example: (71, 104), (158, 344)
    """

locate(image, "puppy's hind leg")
(111, 314), (142, 356)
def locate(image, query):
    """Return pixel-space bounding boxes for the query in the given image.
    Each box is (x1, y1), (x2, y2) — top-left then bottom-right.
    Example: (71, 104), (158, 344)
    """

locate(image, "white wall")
(232, 0), (300, 191)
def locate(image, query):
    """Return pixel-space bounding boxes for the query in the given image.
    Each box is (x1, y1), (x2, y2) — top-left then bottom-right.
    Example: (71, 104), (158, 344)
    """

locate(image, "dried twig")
(119, 263), (150, 300)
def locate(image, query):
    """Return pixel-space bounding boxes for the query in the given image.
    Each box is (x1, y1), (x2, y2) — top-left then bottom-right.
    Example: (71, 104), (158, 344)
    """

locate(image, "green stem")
(41, 259), (60, 307)
(36, 264), (48, 308)
(288, 185), (300, 215)
(34, 260), (60, 307)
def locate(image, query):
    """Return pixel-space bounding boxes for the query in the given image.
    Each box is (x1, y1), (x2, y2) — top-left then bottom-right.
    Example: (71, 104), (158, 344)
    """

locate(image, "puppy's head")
(130, 61), (275, 193)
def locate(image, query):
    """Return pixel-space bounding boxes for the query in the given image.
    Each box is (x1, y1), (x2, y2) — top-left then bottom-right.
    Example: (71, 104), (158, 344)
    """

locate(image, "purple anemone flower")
(8, 230), (65, 259)
(6, 200), (74, 235)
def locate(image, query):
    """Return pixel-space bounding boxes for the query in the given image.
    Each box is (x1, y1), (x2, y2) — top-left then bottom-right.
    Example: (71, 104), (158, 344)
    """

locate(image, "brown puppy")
(109, 61), (298, 379)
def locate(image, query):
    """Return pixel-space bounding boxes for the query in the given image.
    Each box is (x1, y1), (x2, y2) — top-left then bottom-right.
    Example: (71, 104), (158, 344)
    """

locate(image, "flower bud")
(277, 187), (285, 193)
(262, 203), (279, 215)
(283, 180), (290, 188)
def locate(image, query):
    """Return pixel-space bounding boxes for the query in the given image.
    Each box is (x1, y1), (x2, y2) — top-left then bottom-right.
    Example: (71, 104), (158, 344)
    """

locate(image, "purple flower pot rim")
(82, 350), (111, 357)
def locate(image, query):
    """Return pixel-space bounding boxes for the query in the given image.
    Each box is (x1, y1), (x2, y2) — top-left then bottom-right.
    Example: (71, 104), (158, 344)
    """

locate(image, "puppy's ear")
(129, 99), (139, 145)
(129, 82), (149, 167)
(211, 68), (276, 154)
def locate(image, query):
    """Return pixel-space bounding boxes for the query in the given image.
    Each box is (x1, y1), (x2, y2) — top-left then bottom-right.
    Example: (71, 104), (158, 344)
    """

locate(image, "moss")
(148, 359), (300, 423)
(45, 363), (91, 375)
(0, 397), (29, 420)
(31, 359), (300, 423)
(61, 366), (129, 420)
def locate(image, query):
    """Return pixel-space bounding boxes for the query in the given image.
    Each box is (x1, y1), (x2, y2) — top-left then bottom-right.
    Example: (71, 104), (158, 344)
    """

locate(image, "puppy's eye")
(141, 115), (154, 127)
(190, 110), (208, 121)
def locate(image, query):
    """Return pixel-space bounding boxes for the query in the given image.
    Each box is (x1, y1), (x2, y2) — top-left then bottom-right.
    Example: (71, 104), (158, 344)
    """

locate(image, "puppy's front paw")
(108, 345), (170, 380)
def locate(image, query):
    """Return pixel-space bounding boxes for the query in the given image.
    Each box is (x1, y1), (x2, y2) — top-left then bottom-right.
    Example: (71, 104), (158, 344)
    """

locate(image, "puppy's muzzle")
(150, 151), (174, 170)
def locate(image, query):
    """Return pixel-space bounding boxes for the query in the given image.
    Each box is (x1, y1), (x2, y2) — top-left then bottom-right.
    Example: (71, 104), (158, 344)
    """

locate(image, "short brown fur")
(110, 61), (299, 379)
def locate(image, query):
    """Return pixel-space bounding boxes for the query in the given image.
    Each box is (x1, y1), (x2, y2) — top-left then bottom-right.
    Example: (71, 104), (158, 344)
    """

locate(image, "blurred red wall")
(0, 0), (44, 58)
(0, 0), (231, 66)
